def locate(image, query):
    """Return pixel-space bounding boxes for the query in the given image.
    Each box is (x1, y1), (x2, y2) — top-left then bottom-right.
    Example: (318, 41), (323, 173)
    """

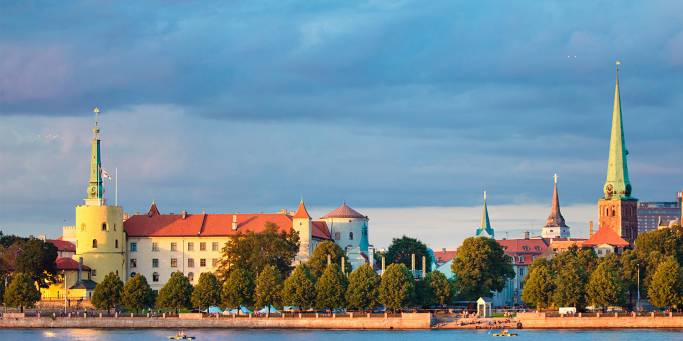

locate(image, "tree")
(379, 263), (414, 311)
(315, 263), (348, 311)
(386, 236), (432, 273)
(346, 264), (380, 311)
(426, 270), (451, 307)
(635, 226), (683, 264)
(221, 268), (254, 309)
(91, 272), (124, 314)
(191, 272), (221, 311)
(281, 264), (316, 311)
(216, 223), (299, 281)
(14, 238), (58, 288)
(157, 271), (193, 313)
(648, 257), (683, 309)
(521, 259), (554, 310)
(121, 274), (154, 314)
(551, 246), (595, 309)
(451, 237), (514, 300)
(586, 256), (626, 311)
(307, 241), (352, 279)
(3, 273), (40, 312)
(254, 265), (283, 315)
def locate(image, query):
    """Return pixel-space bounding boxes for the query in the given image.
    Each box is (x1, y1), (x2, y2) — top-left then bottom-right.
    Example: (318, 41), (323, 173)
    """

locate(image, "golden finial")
(554, 173), (558, 184)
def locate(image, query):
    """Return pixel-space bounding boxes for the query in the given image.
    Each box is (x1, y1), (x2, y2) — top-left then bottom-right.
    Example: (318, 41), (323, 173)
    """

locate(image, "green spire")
(603, 61), (632, 200)
(86, 107), (104, 202)
(476, 191), (494, 238)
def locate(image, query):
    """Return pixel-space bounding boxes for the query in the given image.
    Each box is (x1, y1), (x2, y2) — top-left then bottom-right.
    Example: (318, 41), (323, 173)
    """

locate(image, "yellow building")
(40, 257), (95, 303)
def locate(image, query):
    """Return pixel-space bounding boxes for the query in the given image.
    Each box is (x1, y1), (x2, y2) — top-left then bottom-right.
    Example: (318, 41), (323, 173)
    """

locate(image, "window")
(518, 256), (524, 263)
(200, 259), (206, 267)
(171, 242), (177, 252)
(200, 242), (206, 251)
(187, 242), (194, 251)
(212, 258), (218, 267)
(171, 258), (178, 268)
(188, 272), (194, 282)
(130, 242), (138, 252)
(115, 239), (119, 248)
(152, 259), (159, 268)
(212, 242), (219, 251)
(349, 232), (354, 240)
(113, 223), (116, 231)
(92, 269), (97, 277)
(334, 232), (340, 240)
(188, 258), (195, 268)
(152, 242), (159, 252)
(92, 239), (98, 248)
(80, 223), (86, 231)
(130, 259), (137, 268)
(522, 246), (529, 251)
(152, 272), (159, 282)
(534, 246), (541, 251)
(102, 223), (107, 231)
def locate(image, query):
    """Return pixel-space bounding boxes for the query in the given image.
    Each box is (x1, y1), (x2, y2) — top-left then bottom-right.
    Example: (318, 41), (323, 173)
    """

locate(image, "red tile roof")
(293, 201), (312, 219)
(55, 257), (90, 271)
(584, 227), (630, 247)
(48, 239), (75, 252)
(312, 221), (331, 240)
(322, 203), (366, 219)
(496, 238), (549, 266)
(433, 250), (457, 264)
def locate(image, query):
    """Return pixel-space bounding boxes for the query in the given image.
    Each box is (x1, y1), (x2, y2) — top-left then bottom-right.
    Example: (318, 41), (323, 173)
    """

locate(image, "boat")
(168, 331), (196, 340)
(492, 329), (518, 337)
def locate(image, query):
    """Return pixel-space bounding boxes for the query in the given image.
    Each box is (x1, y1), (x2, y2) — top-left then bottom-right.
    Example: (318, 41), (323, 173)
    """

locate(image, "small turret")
(292, 200), (312, 261)
(475, 191), (494, 238)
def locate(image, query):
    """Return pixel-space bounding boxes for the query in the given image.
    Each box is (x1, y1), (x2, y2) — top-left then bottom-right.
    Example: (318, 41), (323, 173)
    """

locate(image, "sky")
(1, 1), (682, 249)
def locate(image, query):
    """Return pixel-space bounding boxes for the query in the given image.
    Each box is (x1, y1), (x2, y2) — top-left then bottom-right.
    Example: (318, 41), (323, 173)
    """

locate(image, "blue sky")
(1, 1), (682, 247)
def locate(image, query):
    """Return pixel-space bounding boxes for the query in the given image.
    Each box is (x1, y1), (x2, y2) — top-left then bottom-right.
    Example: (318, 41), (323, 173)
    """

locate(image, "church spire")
(476, 191), (494, 238)
(86, 107), (104, 204)
(603, 61), (632, 199)
(545, 174), (567, 227)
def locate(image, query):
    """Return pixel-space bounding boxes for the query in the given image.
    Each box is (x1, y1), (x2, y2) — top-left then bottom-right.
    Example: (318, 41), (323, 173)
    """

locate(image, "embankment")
(515, 312), (683, 329)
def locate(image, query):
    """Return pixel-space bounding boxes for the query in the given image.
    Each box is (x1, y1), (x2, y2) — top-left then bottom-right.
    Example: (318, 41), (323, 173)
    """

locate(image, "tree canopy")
(3, 272), (40, 312)
(254, 265), (283, 314)
(521, 259), (554, 310)
(307, 241), (351, 279)
(12, 238), (58, 288)
(221, 268), (254, 309)
(385, 236), (432, 272)
(92, 272), (124, 313)
(281, 264), (316, 310)
(648, 257), (683, 309)
(121, 274), (154, 313)
(315, 263), (348, 310)
(379, 263), (414, 311)
(346, 263), (380, 311)
(586, 255), (626, 310)
(157, 271), (193, 312)
(216, 223), (299, 281)
(451, 237), (514, 300)
(191, 272), (221, 310)
(426, 270), (451, 307)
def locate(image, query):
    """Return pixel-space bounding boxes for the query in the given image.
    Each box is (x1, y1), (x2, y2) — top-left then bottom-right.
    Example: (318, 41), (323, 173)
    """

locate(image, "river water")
(0, 329), (681, 340)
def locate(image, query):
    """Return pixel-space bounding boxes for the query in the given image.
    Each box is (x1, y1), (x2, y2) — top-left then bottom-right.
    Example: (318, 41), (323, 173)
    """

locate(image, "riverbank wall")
(514, 312), (683, 329)
(0, 312), (432, 330)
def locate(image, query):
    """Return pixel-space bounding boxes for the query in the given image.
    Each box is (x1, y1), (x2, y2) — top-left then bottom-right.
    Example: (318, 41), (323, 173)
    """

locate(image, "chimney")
(442, 248), (446, 253)
(589, 220), (594, 237)
(232, 215), (238, 230)
(524, 231), (530, 239)
(181, 210), (187, 219)
(77, 257), (83, 283)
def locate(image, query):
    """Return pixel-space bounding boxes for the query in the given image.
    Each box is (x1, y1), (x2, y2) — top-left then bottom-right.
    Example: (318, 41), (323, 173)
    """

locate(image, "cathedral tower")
(598, 62), (638, 245)
(74, 111), (126, 281)
(541, 174), (570, 239)
(475, 191), (494, 238)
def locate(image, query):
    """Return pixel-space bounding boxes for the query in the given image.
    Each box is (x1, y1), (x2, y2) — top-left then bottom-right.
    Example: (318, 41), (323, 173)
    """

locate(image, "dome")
(322, 203), (366, 219)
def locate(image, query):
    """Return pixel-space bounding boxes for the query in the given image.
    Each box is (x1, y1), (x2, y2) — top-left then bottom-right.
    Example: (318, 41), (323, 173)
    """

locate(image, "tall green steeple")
(86, 107), (104, 203)
(603, 61), (632, 200)
(476, 191), (494, 238)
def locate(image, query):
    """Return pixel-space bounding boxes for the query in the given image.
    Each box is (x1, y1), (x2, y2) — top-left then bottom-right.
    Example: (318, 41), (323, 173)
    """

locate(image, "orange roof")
(312, 221), (331, 239)
(433, 250), (457, 264)
(48, 239), (75, 252)
(293, 200), (311, 219)
(322, 203), (366, 219)
(584, 227), (630, 247)
(549, 239), (586, 251)
(55, 257), (90, 271)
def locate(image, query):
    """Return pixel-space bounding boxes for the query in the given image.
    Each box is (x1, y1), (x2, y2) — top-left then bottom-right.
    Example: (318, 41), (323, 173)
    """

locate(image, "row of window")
(91, 239), (119, 249)
(130, 241), (220, 252)
(80, 222), (117, 232)
(130, 258), (218, 269)
(130, 271), (198, 283)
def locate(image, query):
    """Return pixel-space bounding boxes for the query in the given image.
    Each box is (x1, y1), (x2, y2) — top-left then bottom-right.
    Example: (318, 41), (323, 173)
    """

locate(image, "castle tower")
(475, 191), (494, 238)
(598, 62), (638, 245)
(541, 174), (570, 239)
(292, 199), (313, 261)
(74, 111), (126, 281)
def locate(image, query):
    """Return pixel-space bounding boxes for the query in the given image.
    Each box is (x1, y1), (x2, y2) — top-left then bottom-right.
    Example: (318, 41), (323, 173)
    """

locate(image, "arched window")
(115, 239), (119, 248)
(349, 232), (354, 240)
(102, 223), (107, 231)
(152, 272), (159, 282)
(92, 239), (98, 248)
(80, 223), (86, 231)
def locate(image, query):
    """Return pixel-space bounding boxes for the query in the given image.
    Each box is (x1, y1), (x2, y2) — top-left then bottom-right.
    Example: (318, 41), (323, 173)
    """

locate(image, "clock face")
(90, 186), (97, 195)
(605, 184), (614, 195)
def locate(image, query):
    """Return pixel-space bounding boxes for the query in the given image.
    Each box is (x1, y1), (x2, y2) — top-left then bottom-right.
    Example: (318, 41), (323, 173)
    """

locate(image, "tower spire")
(545, 173), (567, 228)
(86, 107), (104, 204)
(603, 60), (632, 199)
(476, 191), (494, 238)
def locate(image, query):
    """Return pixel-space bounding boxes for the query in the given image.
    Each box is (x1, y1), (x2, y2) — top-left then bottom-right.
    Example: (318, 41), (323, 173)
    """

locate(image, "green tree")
(635, 226), (683, 264)
(451, 237), (514, 300)
(648, 257), (683, 309)
(426, 270), (451, 307)
(521, 259), (554, 310)
(551, 246), (595, 309)
(307, 241), (352, 279)
(315, 263), (348, 311)
(14, 238), (58, 288)
(121, 274), (154, 314)
(282, 264), (316, 310)
(156, 271), (193, 313)
(191, 272), (221, 311)
(379, 263), (414, 311)
(254, 265), (283, 315)
(91, 272), (124, 314)
(386, 236), (432, 272)
(586, 256), (626, 311)
(3, 273), (40, 312)
(216, 223), (299, 281)
(221, 268), (254, 309)
(346, 264), (380, 311)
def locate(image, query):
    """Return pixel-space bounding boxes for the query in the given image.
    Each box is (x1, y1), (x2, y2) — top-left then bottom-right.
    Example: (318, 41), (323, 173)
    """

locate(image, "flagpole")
(115, 167), (118, 206)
